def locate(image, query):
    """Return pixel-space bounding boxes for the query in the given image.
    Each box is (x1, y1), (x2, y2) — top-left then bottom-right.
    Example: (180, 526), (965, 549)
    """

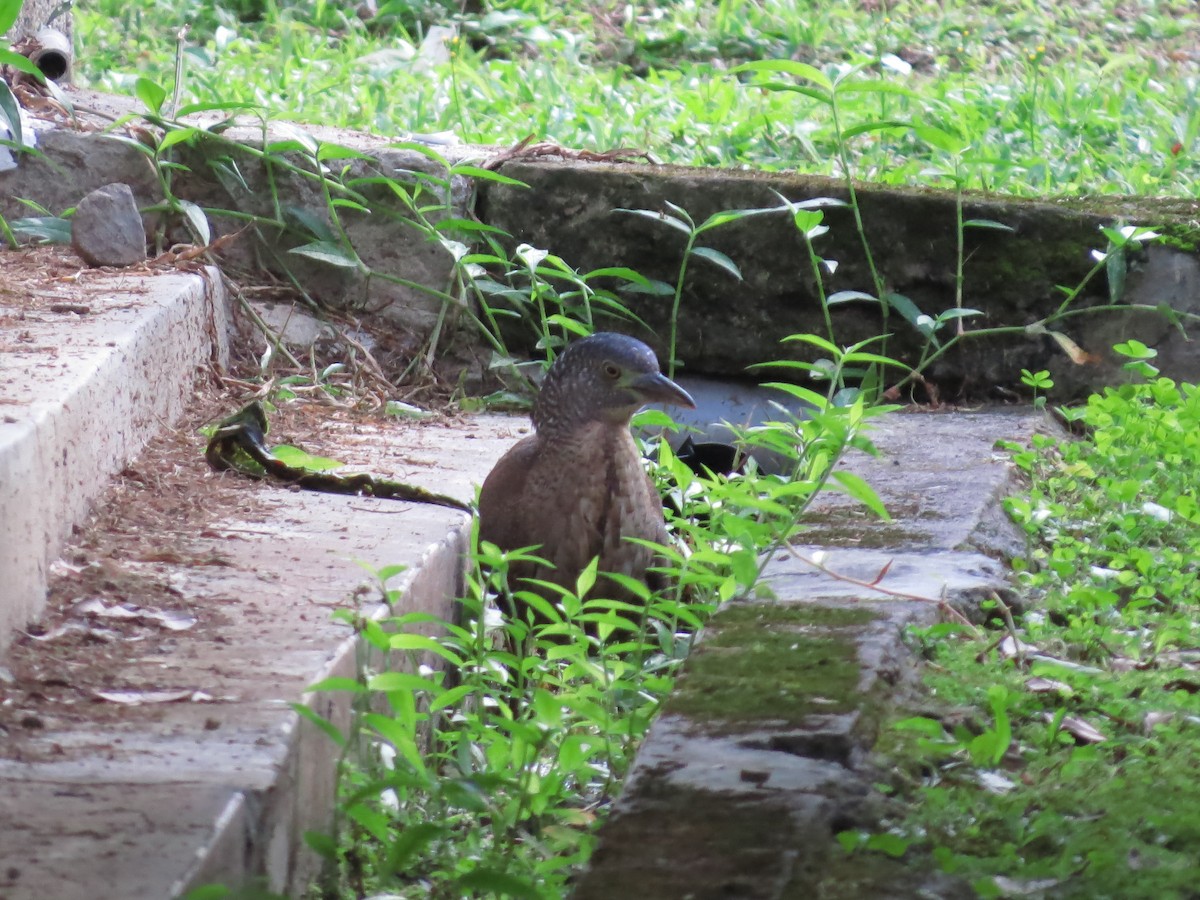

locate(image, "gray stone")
(70, 182), (146, 267)
(9, 0), (72, 51)
(251, 299), (336, 348)
(4, 87), (480, 343)
(0, 406), (519, 897)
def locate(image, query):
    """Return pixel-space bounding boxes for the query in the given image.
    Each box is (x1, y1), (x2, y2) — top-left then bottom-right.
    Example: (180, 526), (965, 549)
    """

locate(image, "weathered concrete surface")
(7, 0), (72, 50)
(479, 159), (1200, 398)
(0, 409), (521, 899)
(0, 264), (227, 652)
(572, 409), (1040, 899)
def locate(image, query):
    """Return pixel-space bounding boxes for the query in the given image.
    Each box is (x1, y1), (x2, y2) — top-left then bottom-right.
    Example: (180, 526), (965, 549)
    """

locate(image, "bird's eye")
(602, 362), (621, 379)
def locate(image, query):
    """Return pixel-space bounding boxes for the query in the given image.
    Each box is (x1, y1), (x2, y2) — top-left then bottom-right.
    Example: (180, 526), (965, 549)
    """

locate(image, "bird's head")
(532, 332), (696, 433)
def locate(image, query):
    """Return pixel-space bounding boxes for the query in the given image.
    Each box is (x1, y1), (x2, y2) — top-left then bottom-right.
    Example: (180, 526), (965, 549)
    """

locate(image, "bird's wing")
(478, 434), (540, 552)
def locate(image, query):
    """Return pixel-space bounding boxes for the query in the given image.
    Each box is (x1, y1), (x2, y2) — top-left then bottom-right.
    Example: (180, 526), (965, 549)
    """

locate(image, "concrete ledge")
(572, 410), (1039, 898)
(0, 266), (228, 651)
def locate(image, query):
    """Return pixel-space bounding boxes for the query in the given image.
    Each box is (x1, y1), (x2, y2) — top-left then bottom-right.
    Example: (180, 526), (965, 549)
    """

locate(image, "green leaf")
(841, 119), (910, 140)
(912, 124), (967, 155)
(840, 350), (908, 369)
(838, 79), (918, 98)
(864, 832), (911, 858)
(1113, 339), (1156, 360)
(176, 199), (211, 245)
(428, 683), (474, 713)
(134, 77), (167, 115)
(761, 381), (830, 408)
(826, 290), (878, 305)
(733, 59), (833, 92)
(157, 127), (199, 152)
(304, 676), (365, 693)
(367, 671), (442, 693)
(893, 716), (948, 737)
(745, 80), (833, 105)
(181, 886), (233, 900)
(962, 218), (1015, 232)
(0, 0), (24, 35)
(330, 197), (371, 214)
(0, 48), (41, 79)
(176, 100), (262, 117)
(0, 81), (22, 147)
(696, 207), (771, 233)
(832, 470), (891, 521)
(575, 556), (598, 598)
(453, 868), (542, 898)
(388, 633), (465, 665)
(781, 332), (841, 355)
(271, 444), (344, 471)
(303, 829), (339, 860)
(613, 207), (692, 235)
(385, 400), (432, 419)
(1106, 244), (1127, 304)
(383, 822), (444, 874)
(291, 702), (346, 748)
(450, 163), (529, 187)
(289, 240), (360, 268)
(689, 245), (742, 280)
(885, 292), (926, 328)
(316, 142), (374, 162)
(10, 216), (71, 244)
(270, 124), (319, 155)
(935, 307), (983, 323)
(347, 803), (390, 843)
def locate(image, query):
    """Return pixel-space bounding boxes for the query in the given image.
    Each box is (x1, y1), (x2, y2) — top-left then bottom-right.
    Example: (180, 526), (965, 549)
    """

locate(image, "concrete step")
(0, 256), (524, 898)
(0, 256), (229, 651)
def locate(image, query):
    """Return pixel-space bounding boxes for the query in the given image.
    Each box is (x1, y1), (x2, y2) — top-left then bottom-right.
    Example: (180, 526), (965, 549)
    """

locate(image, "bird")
(478, 332), (696, 620)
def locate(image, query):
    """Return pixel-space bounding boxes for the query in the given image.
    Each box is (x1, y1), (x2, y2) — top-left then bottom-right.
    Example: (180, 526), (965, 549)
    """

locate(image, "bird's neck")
(530, 398), (638, 436)
(534, 416), (636, 450)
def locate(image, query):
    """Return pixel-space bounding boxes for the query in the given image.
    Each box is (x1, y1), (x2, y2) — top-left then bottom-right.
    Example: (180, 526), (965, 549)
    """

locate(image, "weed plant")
(862, 348), (1200, 897)
(296, 374), (890, 897)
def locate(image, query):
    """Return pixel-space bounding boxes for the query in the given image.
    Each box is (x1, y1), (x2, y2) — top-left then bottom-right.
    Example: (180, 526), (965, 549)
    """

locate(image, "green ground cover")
(77, 1), (1200, 196)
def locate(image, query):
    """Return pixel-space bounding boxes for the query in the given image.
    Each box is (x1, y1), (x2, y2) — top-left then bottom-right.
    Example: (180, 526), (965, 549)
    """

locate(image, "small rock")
(71, 182), (146, 267)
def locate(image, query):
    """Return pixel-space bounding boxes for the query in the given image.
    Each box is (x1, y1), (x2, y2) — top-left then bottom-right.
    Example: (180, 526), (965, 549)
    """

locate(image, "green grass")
(76, 0), (1200, 197)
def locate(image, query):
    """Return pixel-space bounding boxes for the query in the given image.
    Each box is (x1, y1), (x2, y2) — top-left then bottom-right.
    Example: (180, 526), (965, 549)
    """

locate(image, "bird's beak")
(630, 371), (696, 409)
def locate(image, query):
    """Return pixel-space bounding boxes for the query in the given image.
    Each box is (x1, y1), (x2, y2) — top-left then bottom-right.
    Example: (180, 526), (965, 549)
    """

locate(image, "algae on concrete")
(667, 603), (878, 733)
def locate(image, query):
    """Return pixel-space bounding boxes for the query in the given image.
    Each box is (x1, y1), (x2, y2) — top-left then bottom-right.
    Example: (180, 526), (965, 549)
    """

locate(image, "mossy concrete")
(10, 93), (1200, 397)
(0, 87), (480, 341)
(571, 409), (1037, 899)
(480, 160), (1200, 399)
(668, 603), (875, 735)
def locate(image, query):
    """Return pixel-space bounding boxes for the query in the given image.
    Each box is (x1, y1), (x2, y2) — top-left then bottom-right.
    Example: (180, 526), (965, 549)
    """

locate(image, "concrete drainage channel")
(0, 263), (1042, 896)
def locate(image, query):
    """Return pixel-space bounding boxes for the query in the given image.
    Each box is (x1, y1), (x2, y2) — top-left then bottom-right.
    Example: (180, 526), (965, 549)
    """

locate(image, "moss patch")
(667, 602), (879, 732)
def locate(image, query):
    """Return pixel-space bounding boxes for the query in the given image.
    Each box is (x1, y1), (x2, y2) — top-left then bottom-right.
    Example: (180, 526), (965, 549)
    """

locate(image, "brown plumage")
(478, 332), (695, 607)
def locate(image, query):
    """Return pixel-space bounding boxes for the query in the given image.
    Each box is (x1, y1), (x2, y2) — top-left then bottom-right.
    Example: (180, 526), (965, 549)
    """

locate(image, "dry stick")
(233, 288), (305, 370)
(991, 591), (1026, 667)
(781, 544), (982, 636)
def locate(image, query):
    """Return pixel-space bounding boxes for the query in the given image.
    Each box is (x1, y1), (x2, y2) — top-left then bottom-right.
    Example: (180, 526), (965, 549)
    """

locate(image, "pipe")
(29, 28), (72, 82)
